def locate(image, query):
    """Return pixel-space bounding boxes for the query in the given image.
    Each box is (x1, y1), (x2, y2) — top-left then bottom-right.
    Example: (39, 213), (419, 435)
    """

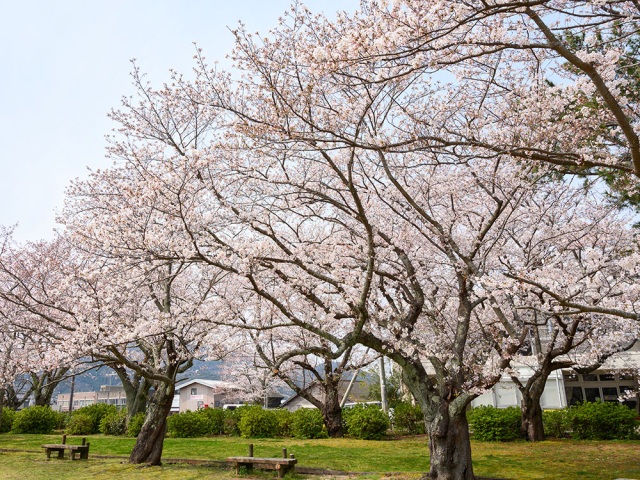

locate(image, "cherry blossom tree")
(85, 17), (639, 475)
(4, 2), (634, 477)
(298, 1), (640, 180)
(247, 323), (373, 437)
(468, 183), (640, 440)
(198, 15), (640, 476)
(0, 228), (232, 465)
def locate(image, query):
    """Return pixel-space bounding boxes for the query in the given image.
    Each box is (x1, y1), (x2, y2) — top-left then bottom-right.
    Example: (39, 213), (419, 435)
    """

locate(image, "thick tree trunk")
(121, 373), (150, 421)
(126, 381), (150, 420)
(395, 358), (476, 480)
(520, 376), (547, 442)
(129, 381), (174, 465)
(32, 383), (56, 406)
(31, 368), (69, 407)
(3, 386), (25, 410)
(427, 403), (475, 480)
(321, 385), (343, 438)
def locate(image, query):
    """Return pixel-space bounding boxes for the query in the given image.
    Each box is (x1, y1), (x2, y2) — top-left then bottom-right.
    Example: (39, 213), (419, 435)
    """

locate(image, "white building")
(471, 350), (640, 412)
(280, 378), (370, 412)
(55, 385), (127, 412)
(174, 379), (245, 412)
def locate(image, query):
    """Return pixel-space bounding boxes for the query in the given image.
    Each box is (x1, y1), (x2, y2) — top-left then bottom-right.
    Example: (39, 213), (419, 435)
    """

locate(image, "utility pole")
(340, 370), (359, 408)
(68, 375), (76, 414)
(379, 357), (388, 413)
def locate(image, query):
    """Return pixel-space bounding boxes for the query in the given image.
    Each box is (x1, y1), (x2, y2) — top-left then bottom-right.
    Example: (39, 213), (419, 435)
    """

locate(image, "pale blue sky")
(0, 0), (355, 242)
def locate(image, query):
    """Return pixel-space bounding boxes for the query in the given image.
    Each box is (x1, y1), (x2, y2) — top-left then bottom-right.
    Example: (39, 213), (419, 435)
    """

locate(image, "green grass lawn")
(0, 433), (638, 480)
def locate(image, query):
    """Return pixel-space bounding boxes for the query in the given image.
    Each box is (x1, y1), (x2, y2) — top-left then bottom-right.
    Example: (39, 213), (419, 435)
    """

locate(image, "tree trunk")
(427, 402), (475, 480)
(32, 380), (57, 406)
(3, 385), (24, 410)
(31, 368), (69, 407)
(321, 385), (343, 438)
(129, 381), (174, 465)
(397, 359), (476, 480)
(126, 379), (150, 420)
(117, 370), (150, 422)
(520, 375), (547, 442)
(321, 368), (344, 438)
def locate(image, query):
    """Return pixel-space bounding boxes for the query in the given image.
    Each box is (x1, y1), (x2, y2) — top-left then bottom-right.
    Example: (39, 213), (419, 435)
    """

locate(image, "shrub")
(567, 401), (638, 440)
(0, 409), (16, 433)
(290, 408), (326, 439)
(239, 406), (278, 438)
(52, 411), (68, 430)
(343, 404), (389, 440)
(392, 402), (425, 434)
(99, 410), (127, 436)
(223, 406), (251, 436)
(543, 409), (569, 438)
(200, 408), (225, 435)
(273, 409), (293, 437)
(11, 406), (58, 434)
(72, 404), (118, 434)
(127, 412), (146, 437)
(66, 413), (94, 435)
(467, 406), (521, 441)
(167, 410), (210, 438)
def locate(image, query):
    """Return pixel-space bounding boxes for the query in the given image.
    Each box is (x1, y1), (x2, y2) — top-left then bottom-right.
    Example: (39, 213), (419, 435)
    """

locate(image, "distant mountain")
(54, 360), (223, 394)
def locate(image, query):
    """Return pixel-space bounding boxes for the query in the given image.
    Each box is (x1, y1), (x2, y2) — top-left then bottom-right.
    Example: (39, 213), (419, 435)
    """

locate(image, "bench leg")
(234, 462), (253, 475)
(57, 449), (65, 459)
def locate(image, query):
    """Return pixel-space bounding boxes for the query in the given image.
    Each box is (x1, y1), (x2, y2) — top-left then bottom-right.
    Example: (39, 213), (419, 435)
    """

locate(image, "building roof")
(175, 378), (240, 392)
(280, 378), (370, 408)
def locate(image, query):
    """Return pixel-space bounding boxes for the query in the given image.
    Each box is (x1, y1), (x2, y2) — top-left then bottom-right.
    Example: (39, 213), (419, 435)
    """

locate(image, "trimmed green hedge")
(71, 404), (118, 434)
(467, 406), (521, 441)
(343, 404), (389, 440)
(469, 402), (639, 441)
(11, 406), (58, 434)
(543, 409), (569, 438)
(167, 410), (210, 438)
(291, 408), (326, 439)
(239, 406), (278, 438)
(392, 402), (425, 434)
(566, 402), (638, 440)
(66, 413), (94, 435)
(127, 412), (145, 437)
(99, 410), (127, 436)
(0, 409), (16, 433)
(273, 408), (293, 437)
(200, 407), (225, 435)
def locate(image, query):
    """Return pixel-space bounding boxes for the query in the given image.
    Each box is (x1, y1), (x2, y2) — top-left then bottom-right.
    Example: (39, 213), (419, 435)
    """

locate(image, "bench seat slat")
(226, 457), (296, 464)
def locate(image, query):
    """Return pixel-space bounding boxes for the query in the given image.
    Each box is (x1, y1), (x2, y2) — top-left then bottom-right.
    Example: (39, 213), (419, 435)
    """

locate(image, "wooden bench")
(42, 435), (90, 460)
(227, 445), (297, 478)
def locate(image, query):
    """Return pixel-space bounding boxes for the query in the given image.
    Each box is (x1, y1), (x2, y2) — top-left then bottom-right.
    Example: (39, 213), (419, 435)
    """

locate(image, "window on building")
(620, 386), (638, 411)
(584, 387), (600, 403)
(197, 401), (204, 409)
(599, 373), (615, 382)
(566, 387), (583, 406)
(602, 387), (618, 402)
(191, 387), (198, 395)
(582, 374), (598, 382)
